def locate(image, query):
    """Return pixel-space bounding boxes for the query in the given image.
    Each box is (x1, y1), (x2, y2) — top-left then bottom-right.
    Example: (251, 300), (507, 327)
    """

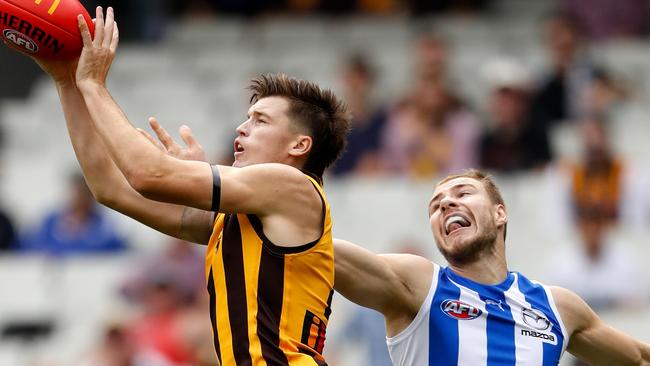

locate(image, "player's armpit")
(553, 287), (650, 366)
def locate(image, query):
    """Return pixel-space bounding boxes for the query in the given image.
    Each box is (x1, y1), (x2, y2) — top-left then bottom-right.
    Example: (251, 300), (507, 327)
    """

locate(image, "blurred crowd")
(0, 1), (650, 366)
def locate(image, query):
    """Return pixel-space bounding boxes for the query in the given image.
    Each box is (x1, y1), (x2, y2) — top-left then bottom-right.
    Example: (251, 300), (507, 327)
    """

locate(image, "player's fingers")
(102, 7), (114, 49)
(77, 15), (92, 47)
(110, 22), (119, 53)
(93, 6), (104, 47)
(179, 125), (201, 148)
(149, 117), (178, 150)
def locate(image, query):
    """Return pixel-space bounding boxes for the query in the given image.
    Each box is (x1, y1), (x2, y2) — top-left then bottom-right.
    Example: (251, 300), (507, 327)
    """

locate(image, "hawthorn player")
(27, 6), (350, 365)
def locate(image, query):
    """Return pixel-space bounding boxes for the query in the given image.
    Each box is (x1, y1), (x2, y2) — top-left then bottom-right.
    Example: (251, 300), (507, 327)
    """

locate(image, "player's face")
(233, 96), (302, 168)
(428, 177), (504, 264)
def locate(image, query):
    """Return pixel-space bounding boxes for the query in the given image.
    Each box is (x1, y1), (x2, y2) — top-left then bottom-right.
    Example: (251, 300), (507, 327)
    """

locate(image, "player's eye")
(459, 191), (470, 197)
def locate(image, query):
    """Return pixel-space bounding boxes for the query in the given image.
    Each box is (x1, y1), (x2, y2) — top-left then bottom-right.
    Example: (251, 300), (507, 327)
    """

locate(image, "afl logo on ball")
(3, 29), (38, 53)
(441, 299), (482, 320)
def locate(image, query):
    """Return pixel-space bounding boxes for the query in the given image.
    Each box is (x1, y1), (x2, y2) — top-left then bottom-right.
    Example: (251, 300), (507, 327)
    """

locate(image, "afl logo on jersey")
(522, 308), (551, 330)
(440, 299), (482, 320)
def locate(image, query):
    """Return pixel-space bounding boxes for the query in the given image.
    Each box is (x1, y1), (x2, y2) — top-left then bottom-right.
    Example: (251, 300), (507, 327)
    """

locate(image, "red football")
(0, 0), (94, 59)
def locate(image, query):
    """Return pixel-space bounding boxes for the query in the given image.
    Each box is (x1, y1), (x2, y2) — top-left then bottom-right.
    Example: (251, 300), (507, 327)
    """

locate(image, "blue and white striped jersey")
(387, 264), (568, 366)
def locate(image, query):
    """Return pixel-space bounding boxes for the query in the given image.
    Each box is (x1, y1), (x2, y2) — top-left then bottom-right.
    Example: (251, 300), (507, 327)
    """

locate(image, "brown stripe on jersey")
(256, 244), (289, 365)
(207, 267), (222, 363)
(222, 215), (253, 366)
(324, 289), (333, 320)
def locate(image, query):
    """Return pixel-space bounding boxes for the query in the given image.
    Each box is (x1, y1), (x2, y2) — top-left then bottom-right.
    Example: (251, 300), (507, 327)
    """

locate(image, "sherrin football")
(0, 0), (94, 59)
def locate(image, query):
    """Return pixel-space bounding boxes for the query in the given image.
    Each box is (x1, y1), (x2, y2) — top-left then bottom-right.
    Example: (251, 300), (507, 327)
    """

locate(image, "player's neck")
(448, 243), (508, 285)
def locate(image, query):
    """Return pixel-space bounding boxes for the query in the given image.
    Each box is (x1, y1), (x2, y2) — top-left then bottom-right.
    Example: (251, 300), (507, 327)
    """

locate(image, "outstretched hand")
(76, 6), (118, 90)
(138, 117), (207, 162)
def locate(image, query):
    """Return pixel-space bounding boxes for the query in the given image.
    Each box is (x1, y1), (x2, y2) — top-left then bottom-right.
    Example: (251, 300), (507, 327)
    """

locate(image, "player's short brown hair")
(249, 74), (351, 179)
(438, 169), (507, 240)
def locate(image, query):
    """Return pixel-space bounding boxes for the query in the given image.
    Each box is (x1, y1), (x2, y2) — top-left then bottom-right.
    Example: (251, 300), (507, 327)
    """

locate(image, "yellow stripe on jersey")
(205, 174), (334, 366)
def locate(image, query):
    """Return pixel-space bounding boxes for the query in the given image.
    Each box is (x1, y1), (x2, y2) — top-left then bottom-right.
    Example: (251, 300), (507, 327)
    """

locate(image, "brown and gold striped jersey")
(205, 174), (334, 366)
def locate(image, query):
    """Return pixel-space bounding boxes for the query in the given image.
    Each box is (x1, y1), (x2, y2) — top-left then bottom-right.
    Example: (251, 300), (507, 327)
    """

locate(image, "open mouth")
(444, 214), (471, 235)
(234, 140), (244, 153)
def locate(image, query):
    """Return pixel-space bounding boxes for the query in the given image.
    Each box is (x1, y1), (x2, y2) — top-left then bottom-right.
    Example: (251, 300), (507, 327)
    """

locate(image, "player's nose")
(440, 196), (457, 212)
(236, 119), (250, 136)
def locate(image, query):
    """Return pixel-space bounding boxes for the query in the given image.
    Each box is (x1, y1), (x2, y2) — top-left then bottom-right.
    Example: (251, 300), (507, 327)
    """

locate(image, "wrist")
(76, 80), (105, 95)
(54, 75), (77, 89)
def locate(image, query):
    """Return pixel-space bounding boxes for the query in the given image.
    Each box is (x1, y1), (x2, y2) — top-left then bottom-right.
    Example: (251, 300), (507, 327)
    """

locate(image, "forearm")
(76, 82), (167, 184)
(56, 80), (128, 201)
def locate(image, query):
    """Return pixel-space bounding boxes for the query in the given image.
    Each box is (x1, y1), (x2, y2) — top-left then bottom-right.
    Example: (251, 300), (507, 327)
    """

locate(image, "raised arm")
(30, 55), (213, 244)
(333, 239), (433, 336)
(552, 286), (650, 365)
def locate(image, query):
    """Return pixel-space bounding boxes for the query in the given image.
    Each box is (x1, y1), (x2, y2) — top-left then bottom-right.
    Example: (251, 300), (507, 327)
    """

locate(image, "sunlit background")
(1, 0), (650, 365)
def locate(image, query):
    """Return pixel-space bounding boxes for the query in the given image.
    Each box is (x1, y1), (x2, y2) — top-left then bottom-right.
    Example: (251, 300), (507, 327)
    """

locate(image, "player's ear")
(495, 204), (507, 227)
(289, 135), (312, 158)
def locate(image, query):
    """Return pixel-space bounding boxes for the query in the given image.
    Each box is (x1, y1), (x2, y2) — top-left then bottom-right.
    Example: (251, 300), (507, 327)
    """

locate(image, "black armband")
(211, 165), (221, 212)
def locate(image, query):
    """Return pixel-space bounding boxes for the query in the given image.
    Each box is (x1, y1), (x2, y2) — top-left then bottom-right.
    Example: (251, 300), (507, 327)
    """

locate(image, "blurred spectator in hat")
(330, 55), (388, 176)
(18, 172), (128, 257)
(479, 57), (552, 173)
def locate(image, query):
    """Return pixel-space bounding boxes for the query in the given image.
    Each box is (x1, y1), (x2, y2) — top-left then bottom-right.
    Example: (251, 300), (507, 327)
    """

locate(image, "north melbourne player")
(335, 170), (650, 365)
(26, 7), (350, 365)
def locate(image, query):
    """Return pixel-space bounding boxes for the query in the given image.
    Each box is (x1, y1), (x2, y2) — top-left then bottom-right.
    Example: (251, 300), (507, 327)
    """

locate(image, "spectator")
(119, 238), (211, 366)
(121, 238), (204, 305)
(18, 173), (128, 256)
(530, 14), (598, 129)
(330, 55), (387, 176)
(78, 322), (139, 366)
(570, 116), (623, 223)
(380, 34), (479, 178)
(381, 72), (479, 178)
(543, 210), (645, 311)
(479, 57), (552, 173)
(414, 33), (449, 79)
(127, 274), (194, 366)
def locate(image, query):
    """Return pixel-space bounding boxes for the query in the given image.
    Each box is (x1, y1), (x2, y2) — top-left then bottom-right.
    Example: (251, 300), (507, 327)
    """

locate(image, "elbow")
(123, 156), (168, 197)
(92, 187), (119, 210)
(126, 170), (157, 197)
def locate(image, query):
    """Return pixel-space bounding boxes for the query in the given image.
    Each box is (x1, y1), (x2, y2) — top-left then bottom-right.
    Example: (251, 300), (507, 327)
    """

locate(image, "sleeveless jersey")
(387, 264), (568, 366)
(205, 175), (334, 366)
